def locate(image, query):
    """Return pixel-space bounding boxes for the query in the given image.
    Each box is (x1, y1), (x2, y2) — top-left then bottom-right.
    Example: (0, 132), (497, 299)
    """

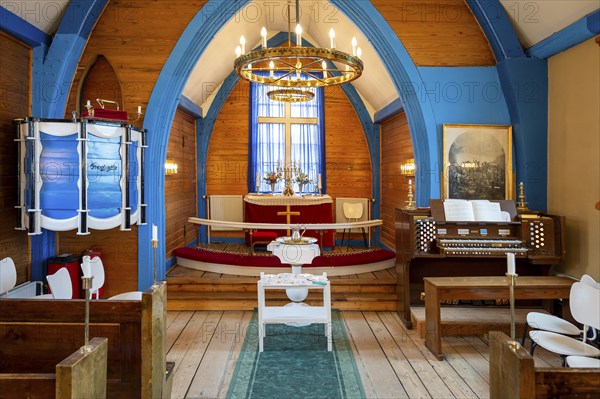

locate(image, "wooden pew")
(489, 331), (600, 398)
(0, 336), (108, 399)
(0, 282), (171, 398)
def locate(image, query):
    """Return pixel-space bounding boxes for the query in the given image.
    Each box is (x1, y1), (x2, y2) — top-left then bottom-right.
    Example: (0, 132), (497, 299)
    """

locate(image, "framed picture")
(442, 124), (513, 200)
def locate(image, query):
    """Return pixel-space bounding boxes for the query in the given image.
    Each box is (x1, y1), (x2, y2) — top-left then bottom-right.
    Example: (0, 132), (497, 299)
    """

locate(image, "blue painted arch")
(141, 0), (442, 288)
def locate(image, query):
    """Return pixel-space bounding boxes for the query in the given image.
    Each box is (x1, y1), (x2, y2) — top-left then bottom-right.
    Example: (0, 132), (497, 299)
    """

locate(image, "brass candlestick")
(405, 179), (416, 210)
(517, 181), (529, 211)
(152, 239), (159, 287)
(506, 273), (519, 348)
(81, 275), (94, 353)
(277, 163), (299, 196)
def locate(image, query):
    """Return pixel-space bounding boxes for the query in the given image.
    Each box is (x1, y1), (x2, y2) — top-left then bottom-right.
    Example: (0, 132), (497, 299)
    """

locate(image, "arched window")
(248, 80), (325, 193)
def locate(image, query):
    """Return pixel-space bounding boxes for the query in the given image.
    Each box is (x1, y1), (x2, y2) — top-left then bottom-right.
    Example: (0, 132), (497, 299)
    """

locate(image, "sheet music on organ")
(443, 199), (509, 221)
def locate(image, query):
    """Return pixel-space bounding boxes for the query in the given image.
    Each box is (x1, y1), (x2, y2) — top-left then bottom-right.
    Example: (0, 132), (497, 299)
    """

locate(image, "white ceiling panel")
(500, 0), (599, 48)
(182, 0), (396, 117)
(1, 0), (69, 35)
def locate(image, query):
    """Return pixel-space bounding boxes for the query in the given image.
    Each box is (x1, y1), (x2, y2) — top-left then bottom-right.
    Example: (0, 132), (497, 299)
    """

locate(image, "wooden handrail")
(188, 217), (383, 231)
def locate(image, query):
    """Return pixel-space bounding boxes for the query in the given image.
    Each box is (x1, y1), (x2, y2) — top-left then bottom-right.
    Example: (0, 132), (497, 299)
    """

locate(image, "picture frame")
(442, 124), (513, 200)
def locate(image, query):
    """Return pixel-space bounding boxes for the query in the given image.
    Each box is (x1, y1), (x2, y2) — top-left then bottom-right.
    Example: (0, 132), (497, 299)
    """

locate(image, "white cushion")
(527, 312), (581, 335)
(566, 356), (600, 368)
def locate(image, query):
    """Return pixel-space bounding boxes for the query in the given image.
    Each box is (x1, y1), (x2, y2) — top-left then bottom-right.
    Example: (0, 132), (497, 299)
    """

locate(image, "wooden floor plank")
(363, 312), (431, 398)
(446, 336), (491, 383)
(342, 311), (409, 398)
(391, 312), (479, 399)
(166, 311), (194, 352)
(186, 311), (248, 399)
(167, 310), (179, 328)
(379, 312), (455, 399)
(216, 310), (255, 398)
(442, 336), (490, 398)
(169, 311), (223, 399)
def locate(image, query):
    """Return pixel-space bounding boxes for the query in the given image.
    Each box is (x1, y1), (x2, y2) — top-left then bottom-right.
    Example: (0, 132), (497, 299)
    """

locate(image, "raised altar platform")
(173, 246), (395, 277)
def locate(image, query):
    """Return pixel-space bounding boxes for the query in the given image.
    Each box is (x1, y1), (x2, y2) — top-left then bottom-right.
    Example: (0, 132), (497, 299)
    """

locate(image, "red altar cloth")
(244, 196), (335, 247)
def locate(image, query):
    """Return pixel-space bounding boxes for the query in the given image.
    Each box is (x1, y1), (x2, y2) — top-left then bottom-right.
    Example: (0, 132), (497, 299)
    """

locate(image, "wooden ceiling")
(372, 0), (496, 66)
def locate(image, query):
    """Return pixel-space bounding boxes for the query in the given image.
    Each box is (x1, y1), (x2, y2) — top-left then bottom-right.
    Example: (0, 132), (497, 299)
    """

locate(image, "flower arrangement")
(263, 171), (281, 184)
(294, 171), (312, 185)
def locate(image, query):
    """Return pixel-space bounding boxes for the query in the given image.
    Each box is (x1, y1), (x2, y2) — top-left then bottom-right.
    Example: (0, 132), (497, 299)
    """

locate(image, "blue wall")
(416, 67), (511, 190)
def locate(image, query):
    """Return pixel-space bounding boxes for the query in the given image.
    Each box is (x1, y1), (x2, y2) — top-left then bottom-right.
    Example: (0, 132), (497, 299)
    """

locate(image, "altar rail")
(189, 217), (383, 232)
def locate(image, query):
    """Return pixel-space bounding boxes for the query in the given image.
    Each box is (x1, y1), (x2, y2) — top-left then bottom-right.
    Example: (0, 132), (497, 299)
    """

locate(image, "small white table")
(257, 272), (332, 352)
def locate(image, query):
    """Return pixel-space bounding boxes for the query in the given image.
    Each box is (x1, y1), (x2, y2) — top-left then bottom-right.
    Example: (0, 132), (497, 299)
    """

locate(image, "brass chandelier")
(234, 0), (363, 102)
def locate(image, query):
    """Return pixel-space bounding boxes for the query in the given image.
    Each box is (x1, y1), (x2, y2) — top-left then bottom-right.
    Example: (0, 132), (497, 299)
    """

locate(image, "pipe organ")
(395, 200), (565, 327)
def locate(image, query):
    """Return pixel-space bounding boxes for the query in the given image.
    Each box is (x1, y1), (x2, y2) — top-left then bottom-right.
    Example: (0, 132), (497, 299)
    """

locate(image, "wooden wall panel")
(165, 109), (197, 259)
(206, 80), (250, 196)
(381, 112), (414, 249)
(324, 86), (373, 219)
(58, 226), (138, 298)
(62, 1), (207, 285)
(205, 82), (372, 227)
(0, 33), (30, 284)
(371, 0), (495, 66)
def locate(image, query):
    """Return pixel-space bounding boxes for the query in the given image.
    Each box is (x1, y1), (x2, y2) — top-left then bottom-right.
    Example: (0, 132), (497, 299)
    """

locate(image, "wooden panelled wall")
(165, 109), (197, 259)
(0, 33), (30, 284)
(381, 112), (414, 250)
(206, 81), (372, 220)
(371, 0), (495, 66)
(59, 0), (207, 292)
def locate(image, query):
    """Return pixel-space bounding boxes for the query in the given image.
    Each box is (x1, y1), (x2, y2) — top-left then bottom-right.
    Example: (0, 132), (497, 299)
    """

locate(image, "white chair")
(566, 355), (600, 368)
(0, 257), (17, 297)
(341, 202), (367, 248)
(81, 256), (105, 299)
(522, 274), (599, 346)
(108, 291), (143, 301)
(529, 282), (600, 366)
(46, 267), (73, 299)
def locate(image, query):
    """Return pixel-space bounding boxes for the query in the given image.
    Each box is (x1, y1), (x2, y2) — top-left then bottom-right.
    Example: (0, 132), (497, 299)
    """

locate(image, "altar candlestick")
(317, 174), (322, 189)
(507, 252), (516, 275)
(137, 105), (142, 114)
(152, 224), (158, 242)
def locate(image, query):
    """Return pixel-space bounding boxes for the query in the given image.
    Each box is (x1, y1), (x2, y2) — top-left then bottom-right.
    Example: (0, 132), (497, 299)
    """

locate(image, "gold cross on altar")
(277, 206), (300, 235)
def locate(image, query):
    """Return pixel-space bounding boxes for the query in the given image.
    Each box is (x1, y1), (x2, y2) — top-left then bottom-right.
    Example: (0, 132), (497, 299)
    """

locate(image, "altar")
(244, 194), (335, 247)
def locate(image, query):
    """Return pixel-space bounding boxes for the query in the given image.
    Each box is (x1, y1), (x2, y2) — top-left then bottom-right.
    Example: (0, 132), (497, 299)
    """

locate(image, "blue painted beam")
(527, 10), (600, 59)
(496, 58), (548, 210)
(0, 6), (51, 47)
(178, 95), (203, 118)
(374, 98), (404, 123)
(35, 0), (108, 118)
(25, 0), (107, 281)
(139, 0), (253, 290)
(331, 0), (440, 206)
(466, 0), (525, 61)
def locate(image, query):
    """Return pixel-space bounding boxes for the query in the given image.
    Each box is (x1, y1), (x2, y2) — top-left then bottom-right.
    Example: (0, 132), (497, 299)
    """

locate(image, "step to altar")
(410, 306), (550, 338)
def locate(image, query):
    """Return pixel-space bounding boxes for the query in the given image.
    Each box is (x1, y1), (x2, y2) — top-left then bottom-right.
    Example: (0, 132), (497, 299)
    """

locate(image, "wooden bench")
(490, 331), (600, 398)
(0, 282), (172, 398)
(423, 276), (574, 359)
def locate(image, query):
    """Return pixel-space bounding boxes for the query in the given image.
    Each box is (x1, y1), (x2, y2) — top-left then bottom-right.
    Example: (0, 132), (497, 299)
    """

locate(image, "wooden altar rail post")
(489, 331), (600, 398)
(0, 282), (171, 398)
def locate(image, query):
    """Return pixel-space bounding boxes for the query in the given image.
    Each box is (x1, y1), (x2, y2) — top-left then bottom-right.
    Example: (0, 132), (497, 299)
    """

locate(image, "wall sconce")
(164, 160), (178, 175)
(400, 158), (416, 176)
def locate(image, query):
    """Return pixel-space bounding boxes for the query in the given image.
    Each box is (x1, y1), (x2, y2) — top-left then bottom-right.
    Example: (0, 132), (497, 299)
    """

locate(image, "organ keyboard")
(395, 200), (565, 327)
